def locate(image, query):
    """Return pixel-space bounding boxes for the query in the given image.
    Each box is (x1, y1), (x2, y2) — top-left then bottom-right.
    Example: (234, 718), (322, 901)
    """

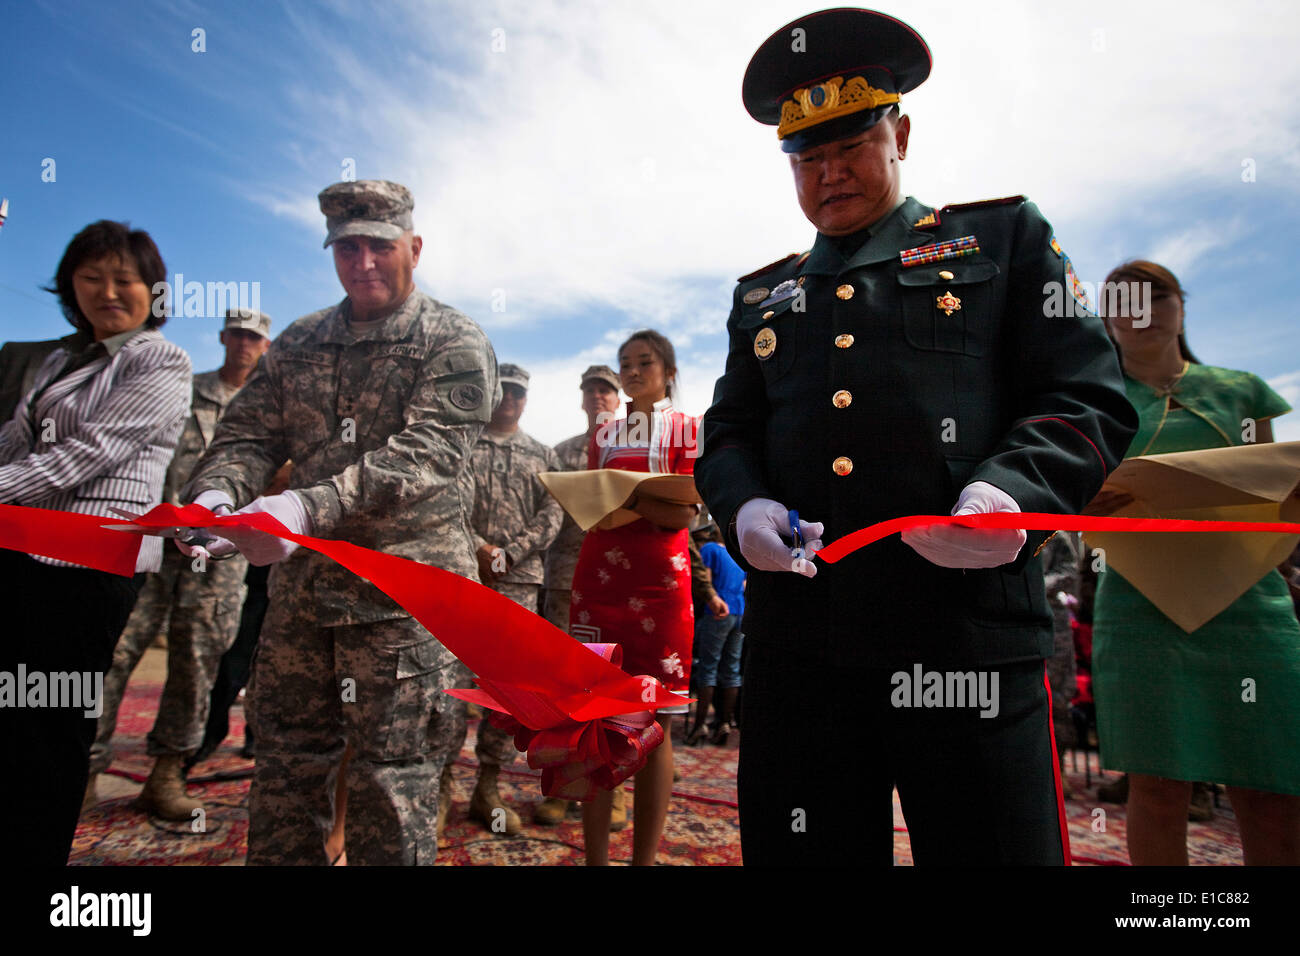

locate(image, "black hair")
(618, 328), (679, 401)
(44, 220), (168, 333)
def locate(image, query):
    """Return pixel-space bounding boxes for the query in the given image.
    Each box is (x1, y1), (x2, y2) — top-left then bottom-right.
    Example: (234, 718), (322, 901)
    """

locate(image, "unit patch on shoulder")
(1049, 234), (1091, 313)
(737, 252), (800, 283)
(449, 382), (485, 411)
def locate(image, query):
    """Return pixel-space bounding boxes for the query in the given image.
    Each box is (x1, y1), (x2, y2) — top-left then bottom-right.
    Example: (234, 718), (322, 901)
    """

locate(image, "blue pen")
(788, 509), (805, 561)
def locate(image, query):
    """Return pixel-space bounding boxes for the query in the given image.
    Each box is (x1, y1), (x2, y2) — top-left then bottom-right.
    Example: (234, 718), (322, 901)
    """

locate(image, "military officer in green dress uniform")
(695, 8), (1138, 865)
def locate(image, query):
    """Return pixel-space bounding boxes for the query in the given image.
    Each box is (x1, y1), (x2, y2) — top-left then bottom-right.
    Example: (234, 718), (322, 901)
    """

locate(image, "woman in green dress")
(1093, 259), (1300, 865)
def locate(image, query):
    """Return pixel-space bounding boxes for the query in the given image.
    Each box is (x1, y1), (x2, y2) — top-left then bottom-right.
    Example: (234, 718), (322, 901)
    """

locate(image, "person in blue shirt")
(687, 523), (747, 745)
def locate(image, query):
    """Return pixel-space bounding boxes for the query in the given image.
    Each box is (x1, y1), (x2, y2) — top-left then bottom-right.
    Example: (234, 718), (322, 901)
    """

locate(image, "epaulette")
(939, 195), (1026, 213)
(737, 252), (801, 283)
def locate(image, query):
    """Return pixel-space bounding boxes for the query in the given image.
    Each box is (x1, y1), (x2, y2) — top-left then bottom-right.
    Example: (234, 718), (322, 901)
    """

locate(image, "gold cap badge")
(778, 76), (900, 142)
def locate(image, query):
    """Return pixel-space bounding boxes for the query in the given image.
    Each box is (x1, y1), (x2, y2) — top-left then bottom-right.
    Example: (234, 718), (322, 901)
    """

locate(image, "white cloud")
(246, 192), (321, 232)
(1267, 369), (1300, 443)
(240, 0), (1300, 328)
(217, 0), (1300, 441)
(1145, 220), (1247, 278)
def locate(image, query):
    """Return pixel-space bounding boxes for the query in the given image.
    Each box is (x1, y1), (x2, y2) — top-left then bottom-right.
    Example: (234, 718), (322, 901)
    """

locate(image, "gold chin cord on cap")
(777, 76), (900, 140)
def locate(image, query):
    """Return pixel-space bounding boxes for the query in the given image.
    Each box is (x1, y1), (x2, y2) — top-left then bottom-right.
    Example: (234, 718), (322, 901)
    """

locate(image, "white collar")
(626, 397), (673, 415)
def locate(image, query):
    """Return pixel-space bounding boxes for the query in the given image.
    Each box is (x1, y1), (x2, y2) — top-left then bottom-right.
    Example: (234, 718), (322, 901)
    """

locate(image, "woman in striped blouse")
(0, 220), (191, 865)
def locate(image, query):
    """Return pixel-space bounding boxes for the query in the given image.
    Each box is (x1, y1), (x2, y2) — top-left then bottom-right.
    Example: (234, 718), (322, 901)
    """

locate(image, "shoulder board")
(737, 252), (801, 283)
(939, 195), (1026, 213)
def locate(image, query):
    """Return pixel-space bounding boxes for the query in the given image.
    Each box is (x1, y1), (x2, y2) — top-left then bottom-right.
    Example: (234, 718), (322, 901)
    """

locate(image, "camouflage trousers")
(443, 582), (540, 771)
(89, 547), (246, 774)
(542, 587), (573, 636)
(246, 603), (459, 866)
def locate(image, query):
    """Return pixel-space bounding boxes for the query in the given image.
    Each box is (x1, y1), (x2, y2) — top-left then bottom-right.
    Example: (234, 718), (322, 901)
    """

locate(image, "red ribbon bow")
(450, 644), (666, 800)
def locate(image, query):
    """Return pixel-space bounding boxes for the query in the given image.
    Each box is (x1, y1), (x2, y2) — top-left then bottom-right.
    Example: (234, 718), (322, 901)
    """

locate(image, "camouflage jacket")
(184, 290), (499, 626)
(163, 370), (241, 505)
(468, 428), (563, 587)
(542, 430), (589, 592)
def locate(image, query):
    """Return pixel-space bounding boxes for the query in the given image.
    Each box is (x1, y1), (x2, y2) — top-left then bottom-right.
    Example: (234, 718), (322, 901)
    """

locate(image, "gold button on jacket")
(832, 455), (853, 476)
(835, 283), (855, 300)
(834, 333), (854, 349)
(832, 389), (852, 408)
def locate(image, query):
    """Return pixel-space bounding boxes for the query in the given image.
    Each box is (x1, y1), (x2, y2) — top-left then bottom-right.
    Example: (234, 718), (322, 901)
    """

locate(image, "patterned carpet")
(71, 680), (1247, 866)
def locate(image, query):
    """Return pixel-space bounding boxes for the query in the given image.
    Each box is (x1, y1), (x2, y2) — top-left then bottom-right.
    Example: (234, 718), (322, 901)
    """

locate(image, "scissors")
(101, 507), (234, 558)
(788, 509), (806, 563)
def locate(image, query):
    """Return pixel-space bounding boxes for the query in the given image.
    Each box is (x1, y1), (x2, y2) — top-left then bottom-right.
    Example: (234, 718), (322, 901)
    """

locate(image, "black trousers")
(738, 641), (1066, 866)
(197, 563), (270, 758)
(0, 550), (144, 866)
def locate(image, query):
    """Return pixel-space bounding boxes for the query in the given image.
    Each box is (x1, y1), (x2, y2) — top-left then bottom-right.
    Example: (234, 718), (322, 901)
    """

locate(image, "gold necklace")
(1147, 360), (1190, 397)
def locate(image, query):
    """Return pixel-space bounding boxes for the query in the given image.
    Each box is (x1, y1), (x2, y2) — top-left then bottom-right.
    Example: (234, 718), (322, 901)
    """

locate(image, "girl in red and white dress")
(570, 329), (700, 866)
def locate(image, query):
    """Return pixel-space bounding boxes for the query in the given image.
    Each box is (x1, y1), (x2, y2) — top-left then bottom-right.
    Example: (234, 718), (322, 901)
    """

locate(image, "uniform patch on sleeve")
(1050, 235), (1091, 312)
(449, 383), (485, 410)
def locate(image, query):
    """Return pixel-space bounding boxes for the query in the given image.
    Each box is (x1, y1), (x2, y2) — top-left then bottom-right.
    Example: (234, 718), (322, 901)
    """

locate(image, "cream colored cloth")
(537, 469), (700, 531)
(1084, 441), (1300, 632)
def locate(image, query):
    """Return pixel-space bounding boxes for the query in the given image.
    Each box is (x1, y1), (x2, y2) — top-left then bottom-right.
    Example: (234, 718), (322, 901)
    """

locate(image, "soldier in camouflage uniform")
(541, 365), (622, 634)
(441, 364), (562, 837)
(179, 180), (499, 865)
(85, 309), (271, 819)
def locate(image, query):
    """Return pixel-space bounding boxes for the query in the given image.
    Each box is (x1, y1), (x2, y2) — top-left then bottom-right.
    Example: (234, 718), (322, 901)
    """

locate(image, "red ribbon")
(0, 503), (690, 796)
(815, 512), (1300, 563)
(5, 503), (1299, 797)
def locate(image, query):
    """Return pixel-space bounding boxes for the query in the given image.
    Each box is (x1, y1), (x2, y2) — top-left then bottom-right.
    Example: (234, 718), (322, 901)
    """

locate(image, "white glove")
(217, 491), (314, 566)
(901, 480), (1027, 569)
(736, 497), (825, 578)
(174, 490), (238, 559)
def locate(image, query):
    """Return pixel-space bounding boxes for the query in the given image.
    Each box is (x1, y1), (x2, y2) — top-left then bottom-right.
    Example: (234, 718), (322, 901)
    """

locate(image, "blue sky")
(2, 0), (1298, 444)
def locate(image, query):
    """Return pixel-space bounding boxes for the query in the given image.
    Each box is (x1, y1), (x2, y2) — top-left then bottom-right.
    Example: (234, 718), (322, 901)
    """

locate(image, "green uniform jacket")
(696, 195), (1138, 668)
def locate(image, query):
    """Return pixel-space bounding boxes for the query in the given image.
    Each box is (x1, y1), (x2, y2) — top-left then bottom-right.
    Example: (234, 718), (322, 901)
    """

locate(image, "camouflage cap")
(224, 308), (272, 339)
(580, 364), (620, 391)
(499, 363), (530, 390)
(318, 180), (415, 248)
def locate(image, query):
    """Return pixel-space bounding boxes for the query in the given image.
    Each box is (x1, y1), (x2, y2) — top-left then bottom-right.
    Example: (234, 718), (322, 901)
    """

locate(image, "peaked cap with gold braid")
(742, 8), (931, 153)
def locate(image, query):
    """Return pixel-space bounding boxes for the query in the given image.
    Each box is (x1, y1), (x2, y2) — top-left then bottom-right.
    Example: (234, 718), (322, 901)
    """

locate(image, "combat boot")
(469, 765), (521, 835)
(436, 763), (453, 841)
(609, 783), (628, 832)
(137, 755), (204, 821)
(534, 796), (569, 826)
